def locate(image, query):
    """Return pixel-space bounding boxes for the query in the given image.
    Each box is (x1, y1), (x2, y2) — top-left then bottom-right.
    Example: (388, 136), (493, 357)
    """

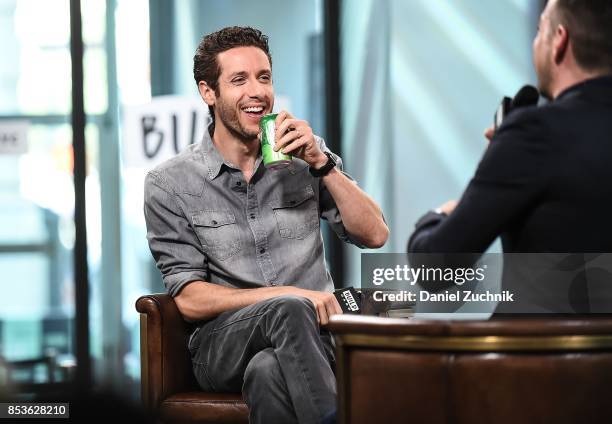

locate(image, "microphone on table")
(334, 287), (362, 314)
(494, 85), (539, 130)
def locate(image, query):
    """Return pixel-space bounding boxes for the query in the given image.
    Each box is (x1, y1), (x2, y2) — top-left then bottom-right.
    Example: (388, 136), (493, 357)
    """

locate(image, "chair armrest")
(136, 294), (199, 409)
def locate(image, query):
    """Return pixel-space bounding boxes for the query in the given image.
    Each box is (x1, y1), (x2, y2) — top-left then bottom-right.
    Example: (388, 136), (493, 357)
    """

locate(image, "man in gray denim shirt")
(144, 26), (388, 424)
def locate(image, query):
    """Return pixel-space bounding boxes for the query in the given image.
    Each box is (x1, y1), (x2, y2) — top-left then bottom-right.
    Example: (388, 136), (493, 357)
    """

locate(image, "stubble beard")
(215, 97), (259, 144)
(537, 59), (554, 100)
(535, 32), (555, 100)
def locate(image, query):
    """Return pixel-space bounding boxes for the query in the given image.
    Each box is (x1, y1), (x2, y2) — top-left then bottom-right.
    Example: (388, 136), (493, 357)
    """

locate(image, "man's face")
(213, 46), (274, 141)
(533, 0), (556, 99)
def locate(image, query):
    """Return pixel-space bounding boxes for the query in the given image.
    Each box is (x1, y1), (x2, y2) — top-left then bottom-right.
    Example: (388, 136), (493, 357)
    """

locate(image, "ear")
(552, 24), (569, 65)
(198, 81), (216, 106)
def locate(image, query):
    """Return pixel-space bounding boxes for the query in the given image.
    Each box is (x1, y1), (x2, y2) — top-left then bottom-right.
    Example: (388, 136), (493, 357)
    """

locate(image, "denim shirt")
(144, 131), (360, 297)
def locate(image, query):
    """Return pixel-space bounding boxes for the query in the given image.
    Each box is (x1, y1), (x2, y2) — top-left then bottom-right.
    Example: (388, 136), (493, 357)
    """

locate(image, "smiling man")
(143, 26), (388, 424)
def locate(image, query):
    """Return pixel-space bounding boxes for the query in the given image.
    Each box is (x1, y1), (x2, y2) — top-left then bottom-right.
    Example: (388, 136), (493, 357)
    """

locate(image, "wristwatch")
(309, 151), (337, 177)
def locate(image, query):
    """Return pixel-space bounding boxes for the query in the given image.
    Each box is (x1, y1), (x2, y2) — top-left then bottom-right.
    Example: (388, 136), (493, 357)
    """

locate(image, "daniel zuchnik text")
(372, 290), (514, 303)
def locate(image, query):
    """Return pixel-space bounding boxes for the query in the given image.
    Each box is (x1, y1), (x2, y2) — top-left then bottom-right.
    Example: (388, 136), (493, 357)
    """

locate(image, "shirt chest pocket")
(192, 210), (242, 261)
(270, 186), (320, 240)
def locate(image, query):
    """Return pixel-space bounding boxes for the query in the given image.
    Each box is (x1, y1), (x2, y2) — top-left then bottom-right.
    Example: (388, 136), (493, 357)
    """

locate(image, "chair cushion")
(159, 392), (249, 424)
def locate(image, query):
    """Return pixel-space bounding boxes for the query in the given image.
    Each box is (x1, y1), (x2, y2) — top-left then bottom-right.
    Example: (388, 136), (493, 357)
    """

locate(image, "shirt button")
(236, 181), (242, 186)
(250, 214), (255, 219)
(259, 248), (266, 254)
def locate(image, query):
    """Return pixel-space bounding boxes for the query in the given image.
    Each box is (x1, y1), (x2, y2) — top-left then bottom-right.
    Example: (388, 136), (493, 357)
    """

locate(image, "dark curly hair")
(193, 26), (272, 131)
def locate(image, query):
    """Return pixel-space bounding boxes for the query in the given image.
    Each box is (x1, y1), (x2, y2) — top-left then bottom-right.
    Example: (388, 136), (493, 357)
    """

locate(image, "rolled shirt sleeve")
(144, 171), (209, 297)
(315, 137), (367, 248)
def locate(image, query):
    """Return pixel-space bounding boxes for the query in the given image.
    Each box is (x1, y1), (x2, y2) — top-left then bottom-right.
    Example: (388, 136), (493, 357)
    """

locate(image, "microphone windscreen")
(511, 85), (539, 108)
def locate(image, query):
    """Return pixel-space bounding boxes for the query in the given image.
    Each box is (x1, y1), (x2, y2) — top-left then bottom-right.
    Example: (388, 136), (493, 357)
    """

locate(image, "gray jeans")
(188, 295), (337, 424)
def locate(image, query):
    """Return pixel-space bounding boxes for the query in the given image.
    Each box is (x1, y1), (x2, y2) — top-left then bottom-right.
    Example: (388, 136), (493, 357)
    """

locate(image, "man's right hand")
(289, 287), (343, 326)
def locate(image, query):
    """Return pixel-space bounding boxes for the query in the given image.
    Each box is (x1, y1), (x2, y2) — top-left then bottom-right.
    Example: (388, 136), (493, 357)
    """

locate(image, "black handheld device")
(494, 85), (539, 130)
(334, 287), (361, 314)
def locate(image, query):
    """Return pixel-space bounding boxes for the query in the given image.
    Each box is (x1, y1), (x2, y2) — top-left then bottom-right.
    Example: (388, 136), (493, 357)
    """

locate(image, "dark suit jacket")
(408, 75), (612, 313)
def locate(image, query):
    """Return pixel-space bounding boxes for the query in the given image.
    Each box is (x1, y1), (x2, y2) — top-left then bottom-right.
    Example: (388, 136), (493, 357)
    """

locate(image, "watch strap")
(309, 151), (336, 177)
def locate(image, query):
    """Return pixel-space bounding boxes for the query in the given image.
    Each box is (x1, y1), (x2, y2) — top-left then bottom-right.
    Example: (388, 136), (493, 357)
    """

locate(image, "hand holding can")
(271, 110), (328, 170)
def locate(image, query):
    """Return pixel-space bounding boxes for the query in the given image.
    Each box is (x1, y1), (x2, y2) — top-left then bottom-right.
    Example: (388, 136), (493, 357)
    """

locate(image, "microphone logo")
(341, 291), (360, 312)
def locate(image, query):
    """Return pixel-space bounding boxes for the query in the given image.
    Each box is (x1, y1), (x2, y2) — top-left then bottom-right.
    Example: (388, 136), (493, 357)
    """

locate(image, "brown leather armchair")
(136, 294), (249, 423)
(329, 315), (612, 424)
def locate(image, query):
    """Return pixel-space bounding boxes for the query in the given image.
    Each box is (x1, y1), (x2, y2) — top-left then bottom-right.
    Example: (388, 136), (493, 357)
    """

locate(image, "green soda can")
(260, 113), (292, 169)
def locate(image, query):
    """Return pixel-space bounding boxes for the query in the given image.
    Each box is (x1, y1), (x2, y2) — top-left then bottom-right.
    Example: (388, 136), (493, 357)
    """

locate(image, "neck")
(551, 67), (607, 99)
(212, 121), (260, 179)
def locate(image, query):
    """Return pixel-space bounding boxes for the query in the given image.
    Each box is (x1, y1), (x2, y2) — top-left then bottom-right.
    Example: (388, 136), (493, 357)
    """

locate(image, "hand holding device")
(334, 287), (362, 314)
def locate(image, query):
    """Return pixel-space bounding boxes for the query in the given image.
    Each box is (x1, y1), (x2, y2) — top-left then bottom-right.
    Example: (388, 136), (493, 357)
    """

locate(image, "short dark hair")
(552, 0), (612, 72)
(193, 26), (272, 91)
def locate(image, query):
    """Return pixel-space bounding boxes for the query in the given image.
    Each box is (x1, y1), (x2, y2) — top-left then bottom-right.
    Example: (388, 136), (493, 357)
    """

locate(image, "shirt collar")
(201, 126), (265, 180)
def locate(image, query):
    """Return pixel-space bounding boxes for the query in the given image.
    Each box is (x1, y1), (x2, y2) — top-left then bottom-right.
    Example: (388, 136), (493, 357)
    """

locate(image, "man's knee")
(267, 295), (317, 320)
